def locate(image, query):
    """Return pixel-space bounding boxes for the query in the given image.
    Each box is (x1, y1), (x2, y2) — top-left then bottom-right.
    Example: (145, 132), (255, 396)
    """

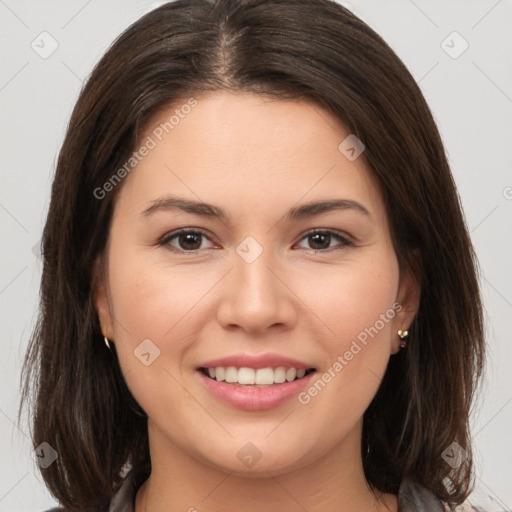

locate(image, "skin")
(93, 90), (420, 512)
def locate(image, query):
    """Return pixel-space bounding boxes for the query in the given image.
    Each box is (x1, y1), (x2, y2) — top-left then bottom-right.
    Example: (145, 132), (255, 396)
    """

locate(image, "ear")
(91, 254), (114, 340)
(392, 253), (421, 353)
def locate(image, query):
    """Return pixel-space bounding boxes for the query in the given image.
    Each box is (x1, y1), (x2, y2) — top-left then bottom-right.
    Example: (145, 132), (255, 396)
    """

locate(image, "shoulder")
(398, 479), (490, 512)
(398, 478), (446, 511)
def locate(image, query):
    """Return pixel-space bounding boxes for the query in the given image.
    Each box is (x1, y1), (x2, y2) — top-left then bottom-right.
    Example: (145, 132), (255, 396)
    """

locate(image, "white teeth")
(285, 368), (296, 382)
(274, 366), (286, 383)
(225, 366), (238, 383)
(203, 366), (312, 385)
(237, 367), (255, 385)
(255, 368), (274, 385)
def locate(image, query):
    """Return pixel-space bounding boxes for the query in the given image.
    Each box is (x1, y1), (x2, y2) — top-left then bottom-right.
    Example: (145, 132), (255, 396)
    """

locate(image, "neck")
(135, 420), (397, 512)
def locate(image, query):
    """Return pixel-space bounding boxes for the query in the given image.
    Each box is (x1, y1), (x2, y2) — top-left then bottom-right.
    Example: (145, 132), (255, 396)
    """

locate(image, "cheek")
(106, 253), (201, 415)
(296, 256), (399, 408)
(109, 246), (207, 338)
(105, 243), (202, 384)
(299, 254), (399, 346)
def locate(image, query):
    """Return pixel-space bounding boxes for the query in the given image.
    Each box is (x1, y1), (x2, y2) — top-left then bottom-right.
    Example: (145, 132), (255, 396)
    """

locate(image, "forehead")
(115, 90), (384, 223)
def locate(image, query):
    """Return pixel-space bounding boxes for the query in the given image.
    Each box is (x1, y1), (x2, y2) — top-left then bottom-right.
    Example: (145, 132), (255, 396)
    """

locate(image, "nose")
(216, 247), (298, 334)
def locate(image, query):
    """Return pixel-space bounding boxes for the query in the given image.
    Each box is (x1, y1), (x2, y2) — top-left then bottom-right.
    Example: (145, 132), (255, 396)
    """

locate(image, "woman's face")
(94, 91), (418, 476)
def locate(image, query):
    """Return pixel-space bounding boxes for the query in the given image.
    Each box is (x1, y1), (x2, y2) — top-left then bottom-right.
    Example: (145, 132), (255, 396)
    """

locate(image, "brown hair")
(20, 0), (485, 510)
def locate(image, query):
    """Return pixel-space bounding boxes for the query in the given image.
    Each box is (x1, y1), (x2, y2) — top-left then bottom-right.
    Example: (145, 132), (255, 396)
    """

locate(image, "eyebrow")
(140, 196), (371, 221)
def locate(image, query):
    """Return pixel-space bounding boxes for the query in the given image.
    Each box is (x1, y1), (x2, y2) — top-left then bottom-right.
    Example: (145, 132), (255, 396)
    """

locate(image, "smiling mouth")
(198, 366), (316, 387)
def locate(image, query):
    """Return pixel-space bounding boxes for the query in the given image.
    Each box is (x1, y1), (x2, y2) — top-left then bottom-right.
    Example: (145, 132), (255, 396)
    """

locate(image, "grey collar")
(398, 478), (446, 511)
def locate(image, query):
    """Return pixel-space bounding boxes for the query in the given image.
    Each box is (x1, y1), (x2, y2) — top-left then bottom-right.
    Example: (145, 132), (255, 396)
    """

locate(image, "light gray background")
(1, 1), (511, 510)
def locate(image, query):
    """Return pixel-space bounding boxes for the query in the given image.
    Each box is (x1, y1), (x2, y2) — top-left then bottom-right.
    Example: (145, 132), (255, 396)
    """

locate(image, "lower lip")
(196, 370), (316, 410)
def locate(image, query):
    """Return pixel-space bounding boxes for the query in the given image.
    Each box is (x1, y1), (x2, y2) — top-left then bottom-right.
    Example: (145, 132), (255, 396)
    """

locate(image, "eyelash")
(158, 228), (354, 254)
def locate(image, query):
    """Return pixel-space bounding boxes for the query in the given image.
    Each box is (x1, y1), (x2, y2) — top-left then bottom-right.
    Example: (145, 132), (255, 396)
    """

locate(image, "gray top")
(46, 470), (487, 511)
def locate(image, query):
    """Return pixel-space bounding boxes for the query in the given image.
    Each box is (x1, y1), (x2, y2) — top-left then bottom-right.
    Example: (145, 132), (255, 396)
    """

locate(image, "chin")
(194, 438), (315, 478)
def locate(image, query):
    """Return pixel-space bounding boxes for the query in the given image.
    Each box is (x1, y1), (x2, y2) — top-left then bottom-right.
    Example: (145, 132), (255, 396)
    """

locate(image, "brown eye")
(297, 230), (353, 252)
(160, 229), (215, 252)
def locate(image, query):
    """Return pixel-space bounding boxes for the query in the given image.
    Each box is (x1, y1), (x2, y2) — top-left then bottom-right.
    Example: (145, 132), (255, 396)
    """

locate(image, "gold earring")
(397, 329), (409, 348)
(104, 336), (112, 350)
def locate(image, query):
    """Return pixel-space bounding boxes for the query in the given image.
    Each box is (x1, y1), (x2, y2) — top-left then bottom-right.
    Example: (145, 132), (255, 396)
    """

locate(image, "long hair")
(20, 0), (485, 509)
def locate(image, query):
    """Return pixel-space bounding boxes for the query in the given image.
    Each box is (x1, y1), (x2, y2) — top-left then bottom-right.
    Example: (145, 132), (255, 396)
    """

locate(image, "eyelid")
(158, 227), (217, 248)
(158, 227), (355, 253)
(297, 228), (355, 249)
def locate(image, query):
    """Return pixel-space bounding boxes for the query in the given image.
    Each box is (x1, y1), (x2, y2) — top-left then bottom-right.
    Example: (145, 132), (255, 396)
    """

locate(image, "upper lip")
(197, 353), (315, 370)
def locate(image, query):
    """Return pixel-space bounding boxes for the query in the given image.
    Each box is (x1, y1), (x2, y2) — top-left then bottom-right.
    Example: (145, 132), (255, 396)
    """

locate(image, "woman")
(20, 0), (487, 510)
